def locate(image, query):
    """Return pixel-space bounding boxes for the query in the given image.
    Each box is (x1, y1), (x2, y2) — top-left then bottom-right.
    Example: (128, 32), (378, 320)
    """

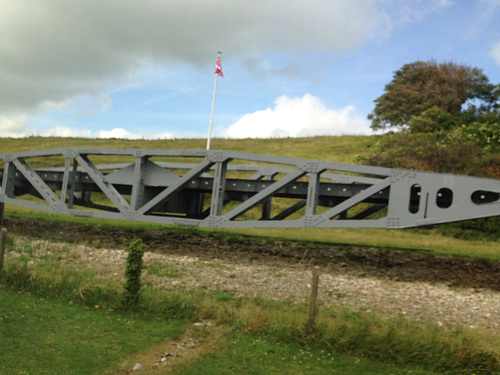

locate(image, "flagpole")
(207, 52), (224, 150)
(207, 72), (218, 150)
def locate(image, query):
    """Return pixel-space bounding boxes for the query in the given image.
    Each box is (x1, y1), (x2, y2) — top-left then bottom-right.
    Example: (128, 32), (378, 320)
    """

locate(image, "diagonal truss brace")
(138, 158), (214, 215)
(75, 154), (131, 214)
(305, 177), (392, 227)
(13, 158), (62, 212)
(221, 168), (307, 222)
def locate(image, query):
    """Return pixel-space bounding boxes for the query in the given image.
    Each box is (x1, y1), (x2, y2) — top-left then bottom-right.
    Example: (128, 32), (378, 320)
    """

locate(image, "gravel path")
(43, 242), (498, 335)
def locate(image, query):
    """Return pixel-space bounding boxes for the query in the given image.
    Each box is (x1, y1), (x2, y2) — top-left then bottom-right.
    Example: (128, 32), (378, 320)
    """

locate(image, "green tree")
(369, 61), (496, 131)
(362, 60), (500, 178)
(362, 61), (500, 240)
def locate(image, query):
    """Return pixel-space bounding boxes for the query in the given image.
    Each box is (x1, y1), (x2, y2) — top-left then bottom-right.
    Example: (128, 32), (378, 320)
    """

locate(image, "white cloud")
(220, 94), (371, 138)
(0, 115), (28, 137)
(97, 128), (135, 139)
(0, 0), (383, 126)
(0, 121), (176, 139)
(490, 41), (500, 66)
(0, 119), (91, 138)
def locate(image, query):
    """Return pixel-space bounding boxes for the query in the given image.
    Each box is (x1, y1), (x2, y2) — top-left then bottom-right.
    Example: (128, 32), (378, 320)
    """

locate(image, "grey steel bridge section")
(0, 148), (498, 229)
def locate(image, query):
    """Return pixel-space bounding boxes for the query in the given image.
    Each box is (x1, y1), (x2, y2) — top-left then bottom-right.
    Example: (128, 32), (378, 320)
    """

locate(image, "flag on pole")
(207, 52), (224, 150)
(214, 52), (224, 78)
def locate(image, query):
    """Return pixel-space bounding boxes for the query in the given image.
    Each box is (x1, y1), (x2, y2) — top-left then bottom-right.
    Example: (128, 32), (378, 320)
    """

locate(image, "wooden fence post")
(0, 228), (7, 274)
(306, 266), (320, 332)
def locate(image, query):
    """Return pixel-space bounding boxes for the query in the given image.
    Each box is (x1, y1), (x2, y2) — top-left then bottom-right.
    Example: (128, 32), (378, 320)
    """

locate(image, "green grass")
(147, 261), (185, 278)
(0, 289), (442, 375)
(0, 288), (185, 375)
(0, 135), (377, 164)
(0, 249), (498, 374)
(171, 332), (439, 375)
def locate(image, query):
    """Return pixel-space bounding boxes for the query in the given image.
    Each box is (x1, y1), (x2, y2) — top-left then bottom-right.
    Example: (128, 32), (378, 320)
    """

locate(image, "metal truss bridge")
(0, 148), (498, 229)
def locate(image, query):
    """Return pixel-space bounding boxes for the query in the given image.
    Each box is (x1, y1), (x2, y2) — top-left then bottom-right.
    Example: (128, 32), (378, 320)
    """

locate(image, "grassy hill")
(0, 135), (378, 163)
(1, 135), (499, 260)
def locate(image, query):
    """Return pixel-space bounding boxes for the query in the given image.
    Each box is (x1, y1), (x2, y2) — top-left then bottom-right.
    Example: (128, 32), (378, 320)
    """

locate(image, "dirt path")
(102, 325), (227, 374)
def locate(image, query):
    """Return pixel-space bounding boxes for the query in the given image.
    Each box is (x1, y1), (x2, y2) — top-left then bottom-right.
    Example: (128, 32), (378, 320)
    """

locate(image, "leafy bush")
(457, 119), (500, 155)
(357, 132), (484, 175)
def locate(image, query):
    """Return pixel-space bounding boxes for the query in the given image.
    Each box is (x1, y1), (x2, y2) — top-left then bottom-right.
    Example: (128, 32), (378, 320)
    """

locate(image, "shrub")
(122, 238), (145, 309)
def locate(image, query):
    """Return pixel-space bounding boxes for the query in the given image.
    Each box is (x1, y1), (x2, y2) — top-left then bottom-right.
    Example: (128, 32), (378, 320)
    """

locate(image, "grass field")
(0, 290), (442, 375)
(2, 258), (495, 375)
(0, 135), (378, 164)
(0, 136), (499, 374)
(168, 331), (441, 375)
(0, 289), (186, 375)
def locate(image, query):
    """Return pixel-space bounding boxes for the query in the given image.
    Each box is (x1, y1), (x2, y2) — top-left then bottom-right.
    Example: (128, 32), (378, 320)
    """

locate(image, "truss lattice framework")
(0, 148), (498, 229)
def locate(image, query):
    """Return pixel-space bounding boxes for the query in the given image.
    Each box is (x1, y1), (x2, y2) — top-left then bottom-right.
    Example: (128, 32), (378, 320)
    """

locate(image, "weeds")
(123, 238), (145, 309)
(147, 261), (184, 278)
(313, 312), (499, 373)
(0, 238), (498, 374)
(1, 258), (498, 373)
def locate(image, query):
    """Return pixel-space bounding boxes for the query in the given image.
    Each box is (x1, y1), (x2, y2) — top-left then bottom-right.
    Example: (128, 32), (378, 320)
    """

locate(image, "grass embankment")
(5, 206), (500, 261)
(0, 136), (499, 373)
(0, 135), (377, 164)
(1, 135), (498, 260)
(1, 236), (499, 374)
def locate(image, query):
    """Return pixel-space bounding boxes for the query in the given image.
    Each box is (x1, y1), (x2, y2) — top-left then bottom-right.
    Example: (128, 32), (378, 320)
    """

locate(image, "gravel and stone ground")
(56, 243), (499, 333)
(4, 218), (499, 336)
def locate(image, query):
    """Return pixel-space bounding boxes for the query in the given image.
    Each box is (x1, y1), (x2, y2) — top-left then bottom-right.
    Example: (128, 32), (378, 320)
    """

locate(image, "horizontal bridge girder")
(0, 148), (498, 229)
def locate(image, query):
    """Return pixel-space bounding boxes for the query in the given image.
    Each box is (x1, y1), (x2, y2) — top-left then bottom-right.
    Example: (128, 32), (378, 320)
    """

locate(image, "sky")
(1, 0), (500, 140)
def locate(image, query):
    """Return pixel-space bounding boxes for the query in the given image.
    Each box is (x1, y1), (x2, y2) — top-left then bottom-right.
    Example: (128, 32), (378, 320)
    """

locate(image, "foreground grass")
(0, 290), (439, 375)
(0, 240), (498, 375)
(172, 333), (439, 375)
(0, 289), (185, 375)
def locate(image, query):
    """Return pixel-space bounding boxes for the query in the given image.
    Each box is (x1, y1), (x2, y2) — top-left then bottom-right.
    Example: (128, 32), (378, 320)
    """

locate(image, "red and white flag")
(214, 52), (224, 78)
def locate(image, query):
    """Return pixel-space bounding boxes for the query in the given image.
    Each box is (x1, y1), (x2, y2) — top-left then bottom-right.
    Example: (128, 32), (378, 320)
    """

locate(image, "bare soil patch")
(103, 325), (227, 375)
